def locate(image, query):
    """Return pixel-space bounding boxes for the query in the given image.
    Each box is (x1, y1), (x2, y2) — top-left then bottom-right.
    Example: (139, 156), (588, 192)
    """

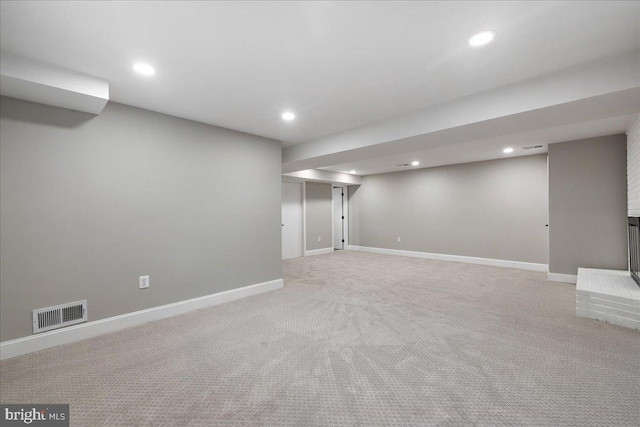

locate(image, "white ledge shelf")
(576, 268), (639, 330)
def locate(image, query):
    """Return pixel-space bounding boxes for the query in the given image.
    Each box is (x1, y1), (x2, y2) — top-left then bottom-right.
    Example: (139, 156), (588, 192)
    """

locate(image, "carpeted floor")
(1, 251), (639, 426)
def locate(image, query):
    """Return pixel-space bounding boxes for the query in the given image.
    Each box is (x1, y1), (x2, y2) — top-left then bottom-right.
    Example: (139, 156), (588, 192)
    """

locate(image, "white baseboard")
(547, 273), (578, 284)
(0, 278), (283, 360)
(304, 247), (334, 257)
(346, 245), (548, 272)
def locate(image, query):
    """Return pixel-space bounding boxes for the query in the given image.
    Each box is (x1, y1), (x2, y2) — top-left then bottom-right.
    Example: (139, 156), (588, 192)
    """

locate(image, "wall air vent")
(522, 145), (544, 150)
(396, 163), (411, 167)
(32, 300), (87, 334)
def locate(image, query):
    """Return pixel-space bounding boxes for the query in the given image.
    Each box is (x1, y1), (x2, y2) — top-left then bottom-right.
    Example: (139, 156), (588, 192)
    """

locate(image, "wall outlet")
(139, 275), (150, 289)
(318, 236), (322, 242)
(397, 237), (402, 243)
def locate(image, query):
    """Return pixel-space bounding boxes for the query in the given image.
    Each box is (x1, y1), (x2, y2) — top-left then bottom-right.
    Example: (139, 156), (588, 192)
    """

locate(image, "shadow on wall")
(1, 96), (97, 128)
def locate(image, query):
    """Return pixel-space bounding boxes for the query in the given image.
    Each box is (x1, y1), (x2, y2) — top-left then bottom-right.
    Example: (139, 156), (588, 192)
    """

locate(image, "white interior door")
(282, 181), (303, 260)
(333, 186), (344, 250)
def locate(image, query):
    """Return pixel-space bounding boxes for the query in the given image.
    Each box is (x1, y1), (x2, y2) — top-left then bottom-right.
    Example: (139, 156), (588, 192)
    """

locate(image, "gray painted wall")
(548, 134), (628, 275)
(305, 182), (333, 251)
(0, 96), (282, 341)
(349, 154), (548, 264)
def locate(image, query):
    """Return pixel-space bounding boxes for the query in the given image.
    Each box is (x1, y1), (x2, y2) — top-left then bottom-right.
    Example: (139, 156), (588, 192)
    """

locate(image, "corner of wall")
(628, 114), (640, 217)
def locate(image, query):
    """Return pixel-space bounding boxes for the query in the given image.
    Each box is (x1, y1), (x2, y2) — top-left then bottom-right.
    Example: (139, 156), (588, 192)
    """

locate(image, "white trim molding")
(547, 273), (578, 284)
(304, 247), (335, 257)
(0, 278), (283, 360)
(346, 245), (548, 272)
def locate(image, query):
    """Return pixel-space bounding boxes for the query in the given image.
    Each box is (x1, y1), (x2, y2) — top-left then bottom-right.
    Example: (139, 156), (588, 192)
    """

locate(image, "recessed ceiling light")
(469, 31), (495, 47)
(503, 147), (514, 154)
(282, 111), (296, 121)
(411, 161), (420, 166)
(133, 63), (156, 76)
(350, 170), (356, 174)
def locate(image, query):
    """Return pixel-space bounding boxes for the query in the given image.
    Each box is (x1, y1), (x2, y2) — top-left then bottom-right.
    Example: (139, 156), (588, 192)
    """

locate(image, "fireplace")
(575, 219), (640, 330)
(629, 217), (640, 286)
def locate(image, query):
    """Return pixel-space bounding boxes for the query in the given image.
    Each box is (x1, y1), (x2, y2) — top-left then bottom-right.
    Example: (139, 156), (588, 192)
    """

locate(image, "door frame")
(332, 185), (349, 250)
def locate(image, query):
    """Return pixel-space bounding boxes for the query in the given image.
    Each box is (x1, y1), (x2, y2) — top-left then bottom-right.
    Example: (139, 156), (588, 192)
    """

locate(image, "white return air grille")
(32, 300), (87, 334)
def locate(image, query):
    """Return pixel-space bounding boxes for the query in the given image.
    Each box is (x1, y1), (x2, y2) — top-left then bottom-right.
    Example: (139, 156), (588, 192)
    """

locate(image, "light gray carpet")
(1, 251), (639, 426)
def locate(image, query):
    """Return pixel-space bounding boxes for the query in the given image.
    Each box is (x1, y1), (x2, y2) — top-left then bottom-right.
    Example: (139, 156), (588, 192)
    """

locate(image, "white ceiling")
(1, 1), (638, 148)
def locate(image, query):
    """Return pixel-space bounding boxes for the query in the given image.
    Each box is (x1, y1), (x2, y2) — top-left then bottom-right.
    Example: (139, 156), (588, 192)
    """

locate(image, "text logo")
(1, 405), (69, 426)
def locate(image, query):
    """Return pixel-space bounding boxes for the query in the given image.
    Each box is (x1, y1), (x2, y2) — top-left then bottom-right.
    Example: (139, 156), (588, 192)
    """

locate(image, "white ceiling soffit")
(0, 53), (109, 115)
(319, 115), (635, 176)
(282, 169), (362, 185)
(282, 51), (640, 173)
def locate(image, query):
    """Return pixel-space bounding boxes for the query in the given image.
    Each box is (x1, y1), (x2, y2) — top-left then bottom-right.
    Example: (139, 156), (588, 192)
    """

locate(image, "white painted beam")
(0, 52), (109, 114)
(283, 50), (640, 173)
(282, 169), (362, 185)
